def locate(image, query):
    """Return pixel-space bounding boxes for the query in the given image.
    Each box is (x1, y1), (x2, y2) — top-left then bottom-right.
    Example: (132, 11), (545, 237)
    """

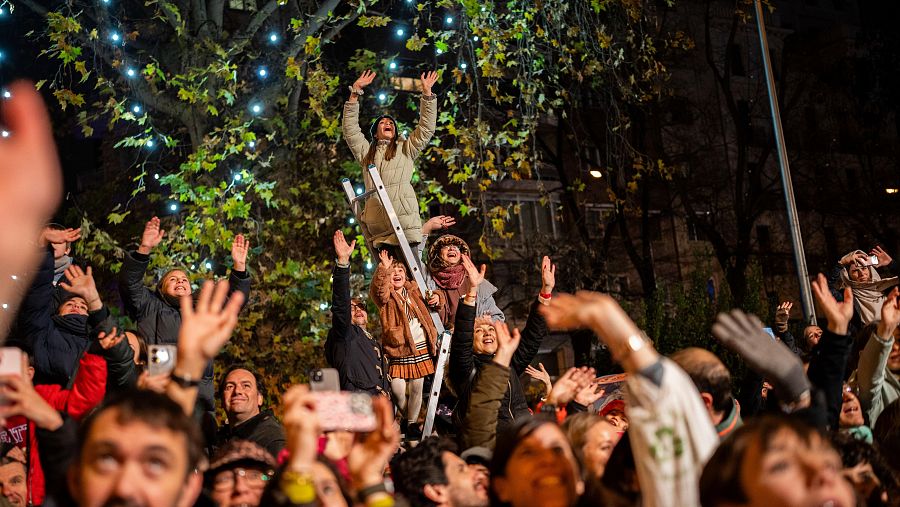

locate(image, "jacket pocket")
(383, 326), (406, 348)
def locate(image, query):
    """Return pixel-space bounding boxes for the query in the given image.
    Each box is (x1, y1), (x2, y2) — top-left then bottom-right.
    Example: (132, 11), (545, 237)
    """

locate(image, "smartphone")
(312, 391), (377, 432)
(869, 255), (879, 266)
(310, 368), (340, 392)
(147, 345), (177, 376)
(0, 348), (23, 377)
(762, 327), (776, 340)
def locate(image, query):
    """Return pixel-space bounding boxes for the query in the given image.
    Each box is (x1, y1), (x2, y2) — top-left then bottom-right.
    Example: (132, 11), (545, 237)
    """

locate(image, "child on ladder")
(342, 69), (438, 251)
(371, 250), (437, 439)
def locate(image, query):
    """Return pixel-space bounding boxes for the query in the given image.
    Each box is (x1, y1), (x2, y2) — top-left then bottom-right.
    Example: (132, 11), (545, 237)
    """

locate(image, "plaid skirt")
(389, 351), (435, 379)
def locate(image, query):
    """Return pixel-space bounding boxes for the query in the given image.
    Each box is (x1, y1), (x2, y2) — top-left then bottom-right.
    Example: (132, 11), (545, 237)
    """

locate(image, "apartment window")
(486, 193), (562, 240)
(584, 206), (614, 239)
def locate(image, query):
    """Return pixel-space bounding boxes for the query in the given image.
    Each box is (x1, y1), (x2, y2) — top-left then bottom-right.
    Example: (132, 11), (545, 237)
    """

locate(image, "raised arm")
(228, 233), (252, 309)
(856, 287), (900, 422)
(119, 217), (165, 319)
(511, 256), (554, 373)
(20, 245), (58, 353)
(403, 71), (438, 160)
(326, 231), (356, 362)
(449, 255), (484, 391)
(342, 70), (375, 163)
(370, 250), (394, 307)
(808, 274), (856, 428)
(462, 322), (520, 450)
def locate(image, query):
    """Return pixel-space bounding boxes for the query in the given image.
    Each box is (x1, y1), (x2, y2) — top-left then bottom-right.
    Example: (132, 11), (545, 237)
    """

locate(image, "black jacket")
(215, 410), (286, 458)
(118, 250), (251, 410)
(325, 265), (390, 395)
(97, 331), (140, 398)
(20, 248), (110, 387)
(450, 298), (546, 432)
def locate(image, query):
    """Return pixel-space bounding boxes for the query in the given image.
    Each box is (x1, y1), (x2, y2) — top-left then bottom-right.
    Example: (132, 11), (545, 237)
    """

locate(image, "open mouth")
(842, 405), (858, 414)
(482, 338), (494, 347)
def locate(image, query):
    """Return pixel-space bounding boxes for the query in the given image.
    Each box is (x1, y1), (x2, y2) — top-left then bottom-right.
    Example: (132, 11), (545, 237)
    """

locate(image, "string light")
(366, 261), (373, 270)
(169, 202), (179, 212)
(396, 28), (405, 37)
(389, 61), (397, 70)
(589, 169), (603, 178)
(205, 261), (212, 270)
(445, 16), (454, 24)
(460, 62), (467, 69)
(319, 302), (328, 310)
(131, 103), (142, 114)
(145, 138), (155, 148)
(248, 140), (256, 148)
(126, 67), (137, 78)
(436, 48), (443, 55)
(473, 36), (479, 42)
(250, 102), (263, 115)
(233, 172), (242, 182)
(154, 173), (159, 179)
(378, 92), (387, 102)
(349, 217), (356, 224)
(268, 32), (279, 43)
(109, 31), (121, 43)
(257, 66), (268, 78)
(355, 187), (363, 195)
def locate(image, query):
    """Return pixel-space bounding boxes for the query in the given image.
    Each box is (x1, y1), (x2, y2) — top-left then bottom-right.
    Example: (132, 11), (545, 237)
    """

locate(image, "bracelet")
(170, 372), (201, 388)
(539, 293), (552, 299)
(282, 470), (317, 504)
(349, 85), (365, 96)
(357, 482), (389, 503)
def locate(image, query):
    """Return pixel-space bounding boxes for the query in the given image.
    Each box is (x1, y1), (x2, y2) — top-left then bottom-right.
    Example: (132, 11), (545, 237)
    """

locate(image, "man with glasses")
(325, 231), (390, 397)
(205, 440), (276, 507)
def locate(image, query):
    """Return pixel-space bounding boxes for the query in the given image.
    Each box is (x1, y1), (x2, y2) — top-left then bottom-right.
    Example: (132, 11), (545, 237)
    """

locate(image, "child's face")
(390, 263), (407, 289)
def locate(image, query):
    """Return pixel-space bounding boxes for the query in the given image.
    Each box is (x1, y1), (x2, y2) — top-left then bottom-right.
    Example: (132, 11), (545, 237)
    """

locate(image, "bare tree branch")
(230, 0), (281, 48)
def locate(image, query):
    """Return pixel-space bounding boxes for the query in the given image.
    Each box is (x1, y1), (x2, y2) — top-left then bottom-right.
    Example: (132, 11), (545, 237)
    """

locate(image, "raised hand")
(281, 385), (321, 473)
(877, 287), (900, 339)
(492, 321), (521, 367)
(871, 246), (893, 267)
(810, 273), (854, 335)
(333, 230), (356, 265)
(176, 279), (244, 378)
(840, 251), (868, 267)
(540, 256), (556, 295)
(138, 216), (165, 255)
(545, 366), (596, 406)
(421, 215), (456, 236)
(41, 226), (81, 246)
(378, 249), (393, 269)
(59, 265), (102, 311)
(774, 301), (792, 333)
(524, 363), (553, 394)
(461, 254), (486, 288)
(347, 395), (400, 489)
(97, 327), (126, 350)
(420, 71), (438, 96)
(231, 234), (250, 272)
(574, 378), (606, 407)
(712, 309), (811, 407)
(354, 70), (376, 90)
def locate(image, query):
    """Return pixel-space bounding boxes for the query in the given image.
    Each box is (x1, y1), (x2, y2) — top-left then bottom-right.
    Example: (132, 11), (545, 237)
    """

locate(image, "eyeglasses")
(212, 468), (274, 490)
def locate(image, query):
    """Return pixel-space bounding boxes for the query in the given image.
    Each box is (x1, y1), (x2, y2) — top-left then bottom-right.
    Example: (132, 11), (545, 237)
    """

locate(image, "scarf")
(51, 313), (88, 335)
(433, 263), (467, 290)
(838, 250), (899, 325)
(53, 255), (72, 284)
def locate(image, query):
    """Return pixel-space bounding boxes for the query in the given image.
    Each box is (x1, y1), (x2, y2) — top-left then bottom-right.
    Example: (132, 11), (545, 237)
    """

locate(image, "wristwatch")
(170, 372), (201, 388)
(349, 85), (365, 96)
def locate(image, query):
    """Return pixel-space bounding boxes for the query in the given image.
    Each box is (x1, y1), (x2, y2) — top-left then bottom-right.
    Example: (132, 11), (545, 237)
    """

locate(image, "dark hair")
(831, 432), (900, 506)
(390, 436), (458, 507)
(218, 365), (268, 407)
(670, 348), (733, 415)
(362, 116), (398, 168)
(873, 398), (900, 472)
(699, 414), (822, 507)
(124, 329), (148, 366)
(77, 389), (205, 475)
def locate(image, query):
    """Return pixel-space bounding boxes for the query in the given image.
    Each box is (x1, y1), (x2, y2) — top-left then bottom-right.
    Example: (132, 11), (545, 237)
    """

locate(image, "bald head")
(670, 348), (733, 419)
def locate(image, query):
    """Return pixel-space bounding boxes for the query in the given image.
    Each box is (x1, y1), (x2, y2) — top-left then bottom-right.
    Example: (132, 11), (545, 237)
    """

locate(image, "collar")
(716, 398), (743, 438)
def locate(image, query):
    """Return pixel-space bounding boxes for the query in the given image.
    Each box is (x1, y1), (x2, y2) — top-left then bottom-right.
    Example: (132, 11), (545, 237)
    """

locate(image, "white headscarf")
(838, 250), (899, 325)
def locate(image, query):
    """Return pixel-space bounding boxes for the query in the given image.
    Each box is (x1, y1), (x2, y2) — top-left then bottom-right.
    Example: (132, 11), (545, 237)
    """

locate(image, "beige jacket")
(341, 96), (437, 247)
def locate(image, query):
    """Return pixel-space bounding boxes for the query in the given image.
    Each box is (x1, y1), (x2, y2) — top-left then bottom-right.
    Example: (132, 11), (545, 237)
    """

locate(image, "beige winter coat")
(341, 96), (437, 247)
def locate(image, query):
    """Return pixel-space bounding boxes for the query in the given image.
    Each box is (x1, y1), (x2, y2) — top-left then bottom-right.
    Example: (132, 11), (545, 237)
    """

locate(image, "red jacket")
(1, 353), (106, 506)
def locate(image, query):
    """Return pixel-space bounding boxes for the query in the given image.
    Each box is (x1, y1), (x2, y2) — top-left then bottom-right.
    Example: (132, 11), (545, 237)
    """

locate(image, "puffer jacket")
(19, 247), (110, 387)
(118, 250), (251, 411)
(341, 95), (437, 247)
(450, 297), (547, 434)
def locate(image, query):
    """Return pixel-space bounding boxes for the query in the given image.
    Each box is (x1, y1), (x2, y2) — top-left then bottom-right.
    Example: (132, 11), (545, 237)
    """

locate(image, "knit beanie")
(369, 115), (398, 140)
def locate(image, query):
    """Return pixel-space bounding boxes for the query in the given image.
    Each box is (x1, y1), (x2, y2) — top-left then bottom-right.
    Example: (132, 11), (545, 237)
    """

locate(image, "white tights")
(391, 377), (425, 424)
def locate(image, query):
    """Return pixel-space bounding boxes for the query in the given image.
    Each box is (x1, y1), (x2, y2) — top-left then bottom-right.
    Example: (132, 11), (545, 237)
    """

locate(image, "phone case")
(313, 392), (377, 432)
(0, 348), (22, 377)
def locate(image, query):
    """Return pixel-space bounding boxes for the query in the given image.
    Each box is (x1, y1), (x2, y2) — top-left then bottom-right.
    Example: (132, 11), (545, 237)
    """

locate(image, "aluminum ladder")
(341, 164), (451, 438)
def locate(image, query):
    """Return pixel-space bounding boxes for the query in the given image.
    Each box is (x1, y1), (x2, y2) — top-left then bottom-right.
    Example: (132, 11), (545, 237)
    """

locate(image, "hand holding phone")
(312, 391), (377, 433)
(147, 345), (177, 376)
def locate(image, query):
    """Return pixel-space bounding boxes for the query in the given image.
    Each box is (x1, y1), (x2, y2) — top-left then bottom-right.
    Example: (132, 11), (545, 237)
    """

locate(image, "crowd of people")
(0, 71), (897, 507)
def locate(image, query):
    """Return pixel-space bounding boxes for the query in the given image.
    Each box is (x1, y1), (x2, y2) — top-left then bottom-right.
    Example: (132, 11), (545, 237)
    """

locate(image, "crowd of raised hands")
(0, 78), (899, 507)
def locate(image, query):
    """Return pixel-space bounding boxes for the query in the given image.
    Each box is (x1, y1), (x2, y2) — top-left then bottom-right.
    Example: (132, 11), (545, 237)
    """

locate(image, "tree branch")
(230, 0), (281, 49)
(208, 0), (226, 32)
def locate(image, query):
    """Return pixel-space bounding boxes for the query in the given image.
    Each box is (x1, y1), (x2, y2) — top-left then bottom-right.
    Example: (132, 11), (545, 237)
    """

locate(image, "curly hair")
(390, 436), (458, 507)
